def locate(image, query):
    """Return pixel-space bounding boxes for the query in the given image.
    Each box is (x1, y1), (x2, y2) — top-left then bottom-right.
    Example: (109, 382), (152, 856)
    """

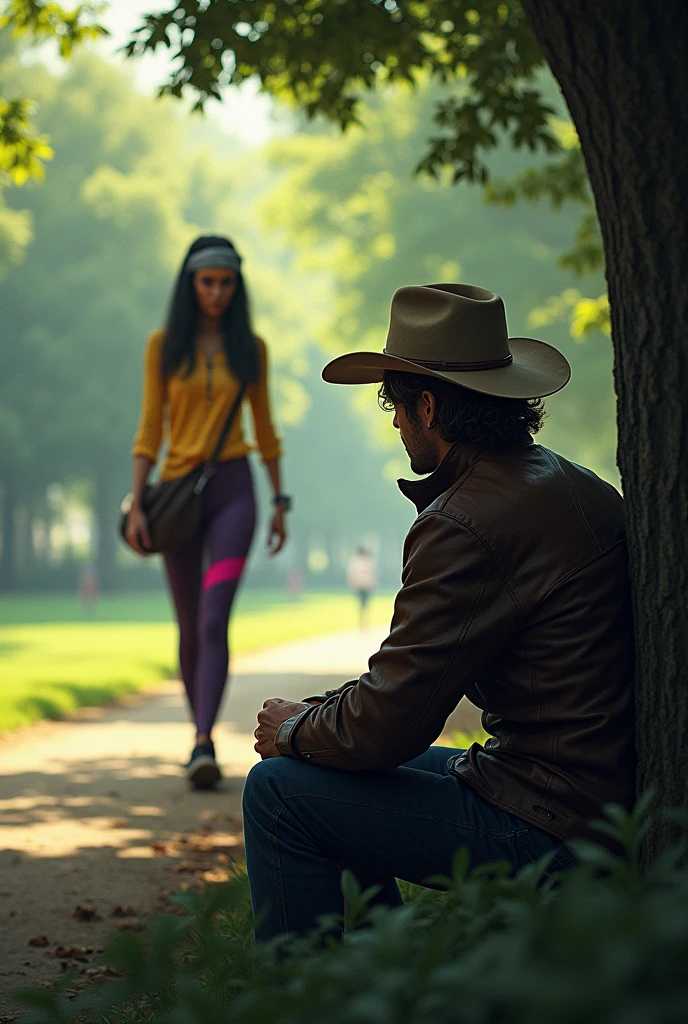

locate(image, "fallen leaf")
(109, 819), (128, 829)
(174, 860), (199, 874)
(73, 903), (99, 921)
(54, 945), (93, 962)
(110, 905), (137, 918)
(201, 868), (229, 883)
(28, 935), (49, 947)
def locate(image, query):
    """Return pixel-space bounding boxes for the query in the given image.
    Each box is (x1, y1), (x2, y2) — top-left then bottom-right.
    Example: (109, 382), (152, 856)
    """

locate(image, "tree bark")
(520, 0), (688, 855)
(0, 471), (17, 591)
(93, 465), (118, 593)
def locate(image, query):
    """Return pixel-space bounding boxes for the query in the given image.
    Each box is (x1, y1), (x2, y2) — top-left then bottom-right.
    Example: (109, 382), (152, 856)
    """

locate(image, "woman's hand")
(267, 506), (287, 556)
(126, 506), (152, 556)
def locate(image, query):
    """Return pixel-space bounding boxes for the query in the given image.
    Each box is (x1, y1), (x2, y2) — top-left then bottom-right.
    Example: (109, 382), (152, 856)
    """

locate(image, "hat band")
(383, 351), (514, 372)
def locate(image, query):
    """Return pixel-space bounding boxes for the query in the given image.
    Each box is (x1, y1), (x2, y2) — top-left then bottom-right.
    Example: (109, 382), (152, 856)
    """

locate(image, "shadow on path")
(0, 641), (482, 1014)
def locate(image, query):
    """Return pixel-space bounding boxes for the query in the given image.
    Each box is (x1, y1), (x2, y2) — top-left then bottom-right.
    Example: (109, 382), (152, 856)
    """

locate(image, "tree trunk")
(0, 471), (17, 591)
(521, 0), (688, 856)
(93, 465), (118, 593)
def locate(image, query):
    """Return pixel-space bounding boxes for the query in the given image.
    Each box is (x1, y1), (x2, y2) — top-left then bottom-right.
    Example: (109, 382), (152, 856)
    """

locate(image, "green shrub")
(16, 797), (688, 1024)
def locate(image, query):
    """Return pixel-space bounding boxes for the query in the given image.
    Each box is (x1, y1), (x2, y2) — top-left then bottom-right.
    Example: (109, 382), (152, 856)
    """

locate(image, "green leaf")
(126, 0), (549, 187)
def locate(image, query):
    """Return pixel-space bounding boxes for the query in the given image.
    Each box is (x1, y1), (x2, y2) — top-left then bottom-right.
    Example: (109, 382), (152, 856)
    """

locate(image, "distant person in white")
(347, 547), (378, 628)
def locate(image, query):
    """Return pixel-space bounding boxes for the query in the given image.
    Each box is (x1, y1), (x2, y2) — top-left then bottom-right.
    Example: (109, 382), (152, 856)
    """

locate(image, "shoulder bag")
(119, 382), (247, 555)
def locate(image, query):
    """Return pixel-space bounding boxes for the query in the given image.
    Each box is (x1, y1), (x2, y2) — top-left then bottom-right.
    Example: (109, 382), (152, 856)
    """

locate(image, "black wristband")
(273, 494), (292, 511)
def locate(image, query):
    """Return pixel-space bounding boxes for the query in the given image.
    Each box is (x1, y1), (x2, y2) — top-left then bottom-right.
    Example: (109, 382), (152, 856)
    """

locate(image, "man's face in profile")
(392, 402), (440, 476)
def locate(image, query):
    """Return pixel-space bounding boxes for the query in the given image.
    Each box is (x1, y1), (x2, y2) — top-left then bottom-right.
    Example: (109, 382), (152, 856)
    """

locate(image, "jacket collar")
(397, 437), (534, 514)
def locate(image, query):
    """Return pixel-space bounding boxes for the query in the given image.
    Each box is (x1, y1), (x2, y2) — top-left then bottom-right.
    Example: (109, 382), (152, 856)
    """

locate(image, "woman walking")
(126, 236), (290, 788)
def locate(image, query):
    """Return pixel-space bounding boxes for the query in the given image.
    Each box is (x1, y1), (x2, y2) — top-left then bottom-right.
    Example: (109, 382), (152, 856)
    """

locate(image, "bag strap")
(208, 381), (248, 470)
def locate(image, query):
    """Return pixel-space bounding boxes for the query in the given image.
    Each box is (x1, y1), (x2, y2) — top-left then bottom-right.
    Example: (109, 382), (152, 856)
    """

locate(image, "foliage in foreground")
(16, 797), (688, 1024)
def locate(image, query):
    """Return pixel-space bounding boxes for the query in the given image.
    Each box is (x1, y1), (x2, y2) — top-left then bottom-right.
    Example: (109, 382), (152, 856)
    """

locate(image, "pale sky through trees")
(101, 0), (280, 147)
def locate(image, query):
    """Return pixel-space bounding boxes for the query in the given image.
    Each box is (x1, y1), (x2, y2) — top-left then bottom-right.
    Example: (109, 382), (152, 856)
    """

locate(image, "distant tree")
(129, 0), (688, 853)
(0, 1), (106, 272)
(0, 2), (107, 586)
(0, 54), (201, 588)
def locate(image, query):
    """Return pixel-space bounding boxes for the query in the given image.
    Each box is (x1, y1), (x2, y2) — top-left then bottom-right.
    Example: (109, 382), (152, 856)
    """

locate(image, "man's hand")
(254, 698), (311, 759)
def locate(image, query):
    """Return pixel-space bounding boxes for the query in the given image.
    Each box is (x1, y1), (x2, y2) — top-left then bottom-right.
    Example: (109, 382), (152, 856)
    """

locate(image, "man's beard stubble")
(401, 419), (441, 476)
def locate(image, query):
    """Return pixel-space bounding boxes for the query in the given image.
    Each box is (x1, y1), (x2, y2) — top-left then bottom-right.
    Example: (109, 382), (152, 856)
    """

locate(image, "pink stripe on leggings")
(203, 556), (246, 591)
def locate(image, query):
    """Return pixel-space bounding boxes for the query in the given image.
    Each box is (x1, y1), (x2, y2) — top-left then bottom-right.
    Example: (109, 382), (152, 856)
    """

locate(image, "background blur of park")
(0, 0), (614, 734)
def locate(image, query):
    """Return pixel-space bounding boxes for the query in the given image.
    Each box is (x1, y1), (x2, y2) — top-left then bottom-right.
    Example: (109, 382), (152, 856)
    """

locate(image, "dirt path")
(0, 626), (481, 1017)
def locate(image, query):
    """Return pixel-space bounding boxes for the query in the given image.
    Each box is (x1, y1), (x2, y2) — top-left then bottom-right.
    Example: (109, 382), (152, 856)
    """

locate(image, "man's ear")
(420, 390), (438, 428)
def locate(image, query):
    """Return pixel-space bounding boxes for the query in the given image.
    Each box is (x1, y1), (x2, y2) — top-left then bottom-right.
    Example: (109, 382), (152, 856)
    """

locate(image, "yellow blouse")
(132, 329), (282, 481)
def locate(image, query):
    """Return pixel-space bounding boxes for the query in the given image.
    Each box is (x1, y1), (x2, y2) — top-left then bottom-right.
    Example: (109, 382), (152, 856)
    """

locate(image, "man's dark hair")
(378, 371), (545, 447)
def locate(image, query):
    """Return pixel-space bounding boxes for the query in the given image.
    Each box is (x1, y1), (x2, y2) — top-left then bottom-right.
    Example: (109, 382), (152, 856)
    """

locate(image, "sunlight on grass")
(0, 591), (394, 733)
(450, 729), (490, 749)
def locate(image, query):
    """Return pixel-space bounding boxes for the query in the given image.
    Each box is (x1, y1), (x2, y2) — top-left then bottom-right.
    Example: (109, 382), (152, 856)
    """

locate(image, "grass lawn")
(0, 589), (394, 734)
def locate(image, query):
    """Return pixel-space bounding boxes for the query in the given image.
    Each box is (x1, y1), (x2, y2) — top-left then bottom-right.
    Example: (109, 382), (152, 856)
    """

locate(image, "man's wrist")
(272, 494), (292, 512)
(275, 705), (317, 757)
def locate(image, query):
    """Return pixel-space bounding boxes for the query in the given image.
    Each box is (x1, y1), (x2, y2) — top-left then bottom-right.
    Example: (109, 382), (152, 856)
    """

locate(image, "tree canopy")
(0, 0), (106, 180)
(0, 0), (108, 279)
(126, 1), (552, 183)
(127, 0), (605, 335)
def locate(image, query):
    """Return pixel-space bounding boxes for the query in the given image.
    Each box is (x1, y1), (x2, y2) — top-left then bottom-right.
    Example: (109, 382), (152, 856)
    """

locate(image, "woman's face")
(193, 267), (237, 319)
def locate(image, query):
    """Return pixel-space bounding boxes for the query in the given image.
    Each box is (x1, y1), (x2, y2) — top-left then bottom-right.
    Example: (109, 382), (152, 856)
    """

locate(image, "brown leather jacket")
(276, 440), (636, 841)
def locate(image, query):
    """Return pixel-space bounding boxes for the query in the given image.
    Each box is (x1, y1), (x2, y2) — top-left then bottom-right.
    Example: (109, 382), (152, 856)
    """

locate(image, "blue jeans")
(242, 746), (573, 941)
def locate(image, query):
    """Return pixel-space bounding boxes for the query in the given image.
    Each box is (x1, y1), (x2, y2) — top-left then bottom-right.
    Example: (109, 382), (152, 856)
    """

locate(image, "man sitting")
(244, 283), (636, 942)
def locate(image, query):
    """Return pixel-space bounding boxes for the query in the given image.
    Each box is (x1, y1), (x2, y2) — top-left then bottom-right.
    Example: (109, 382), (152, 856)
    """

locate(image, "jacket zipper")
(205, 353), (213, 401)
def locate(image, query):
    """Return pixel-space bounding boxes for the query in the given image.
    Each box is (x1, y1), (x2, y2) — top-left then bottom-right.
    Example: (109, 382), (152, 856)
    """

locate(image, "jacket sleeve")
(301, 681), (357, 705)
(248, 338), (282, 463)
(275, 511), (523, 769)
(132, 330), (166, 464)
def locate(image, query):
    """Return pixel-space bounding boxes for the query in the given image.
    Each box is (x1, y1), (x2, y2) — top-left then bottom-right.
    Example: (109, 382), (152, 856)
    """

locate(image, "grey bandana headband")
(186, 246), (241, 273)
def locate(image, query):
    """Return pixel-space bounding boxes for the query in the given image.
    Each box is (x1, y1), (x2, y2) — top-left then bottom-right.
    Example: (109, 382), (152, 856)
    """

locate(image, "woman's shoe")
(186, 739), (221, 789)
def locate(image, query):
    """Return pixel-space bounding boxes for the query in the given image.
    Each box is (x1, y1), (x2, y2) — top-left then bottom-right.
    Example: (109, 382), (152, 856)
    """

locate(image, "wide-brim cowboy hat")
(322, 283), (571, 399)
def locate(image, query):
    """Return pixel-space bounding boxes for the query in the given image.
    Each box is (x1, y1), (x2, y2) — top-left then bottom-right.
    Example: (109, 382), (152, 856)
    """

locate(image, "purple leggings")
(163, 458), (256, 736)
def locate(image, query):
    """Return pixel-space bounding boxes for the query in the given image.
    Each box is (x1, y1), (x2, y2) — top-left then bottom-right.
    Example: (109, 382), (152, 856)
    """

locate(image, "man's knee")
(243, 757), (300, 818)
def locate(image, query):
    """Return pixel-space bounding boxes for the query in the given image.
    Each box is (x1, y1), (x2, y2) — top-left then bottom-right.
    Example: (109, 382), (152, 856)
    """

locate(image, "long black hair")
(161, 235), (260, 384)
